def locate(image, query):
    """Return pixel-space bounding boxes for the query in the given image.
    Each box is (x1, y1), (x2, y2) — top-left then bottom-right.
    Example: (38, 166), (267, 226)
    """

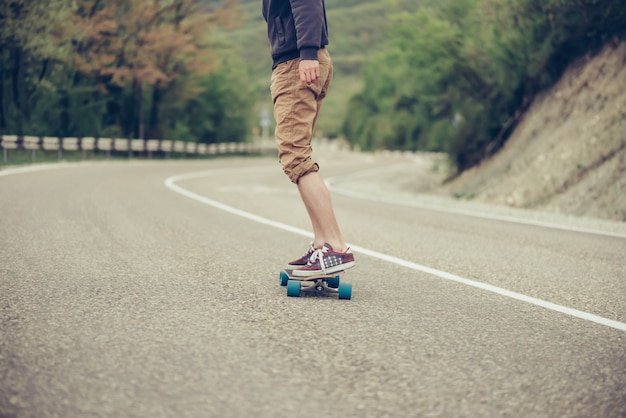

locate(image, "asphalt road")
(1, 154), (625, 418)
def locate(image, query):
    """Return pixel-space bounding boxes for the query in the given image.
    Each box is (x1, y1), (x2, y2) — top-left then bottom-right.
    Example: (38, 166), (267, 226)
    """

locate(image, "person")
(262, 0), (355, 277)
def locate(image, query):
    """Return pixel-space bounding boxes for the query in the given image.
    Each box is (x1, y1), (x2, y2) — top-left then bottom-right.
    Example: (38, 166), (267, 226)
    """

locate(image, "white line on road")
(166, 170), (626, 332)
(0, 162), (75, 177)
(326, 175), (626, 239)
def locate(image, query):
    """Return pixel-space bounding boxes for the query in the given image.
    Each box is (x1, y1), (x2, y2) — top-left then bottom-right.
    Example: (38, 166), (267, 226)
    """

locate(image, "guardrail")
(0, 134), (276, 163)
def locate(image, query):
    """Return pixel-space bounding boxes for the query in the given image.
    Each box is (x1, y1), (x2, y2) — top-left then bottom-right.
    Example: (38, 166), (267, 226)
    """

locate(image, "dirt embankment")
(444, 41), (626, 222)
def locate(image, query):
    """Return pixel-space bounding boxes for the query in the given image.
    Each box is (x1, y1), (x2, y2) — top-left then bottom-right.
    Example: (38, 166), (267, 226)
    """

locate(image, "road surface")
(1, 153), (625, 417)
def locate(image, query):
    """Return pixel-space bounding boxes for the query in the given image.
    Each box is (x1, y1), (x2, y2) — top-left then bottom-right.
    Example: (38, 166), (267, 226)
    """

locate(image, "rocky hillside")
(443, 41), (626, 222)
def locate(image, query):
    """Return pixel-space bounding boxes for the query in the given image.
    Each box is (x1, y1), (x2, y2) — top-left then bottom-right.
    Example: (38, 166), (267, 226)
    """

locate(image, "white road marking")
(165, 168), (309, 238)
(165, 170), (626, 332)
(0, 163), (74, 177)
(2, 163), (622, 331)
(326, 176), (626, 239)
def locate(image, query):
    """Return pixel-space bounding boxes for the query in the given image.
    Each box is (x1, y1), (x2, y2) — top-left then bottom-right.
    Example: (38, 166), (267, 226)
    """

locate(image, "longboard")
(279, 269), (352, 299)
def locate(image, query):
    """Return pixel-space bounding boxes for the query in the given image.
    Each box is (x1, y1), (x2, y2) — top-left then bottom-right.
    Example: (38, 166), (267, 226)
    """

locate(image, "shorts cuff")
(288, 160), (319, 183)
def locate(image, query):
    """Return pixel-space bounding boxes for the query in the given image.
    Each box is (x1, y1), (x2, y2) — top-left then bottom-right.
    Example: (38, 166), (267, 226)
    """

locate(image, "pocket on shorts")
(271, 60), (298, 103)
(306, 56), (332, 98)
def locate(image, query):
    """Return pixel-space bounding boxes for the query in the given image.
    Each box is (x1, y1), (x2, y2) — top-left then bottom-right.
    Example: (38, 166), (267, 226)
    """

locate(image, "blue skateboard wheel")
(287, 280), (301, 297)
(337, 283), (352, 300)
(327, 275), (340, 288)
(279, 271), (289, 286)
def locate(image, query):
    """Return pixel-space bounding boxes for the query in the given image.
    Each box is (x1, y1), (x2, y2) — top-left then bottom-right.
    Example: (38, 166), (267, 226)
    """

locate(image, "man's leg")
(271, 50), (352, 263)
(297, 69), (347, 252)
(297, 171), (347, 252)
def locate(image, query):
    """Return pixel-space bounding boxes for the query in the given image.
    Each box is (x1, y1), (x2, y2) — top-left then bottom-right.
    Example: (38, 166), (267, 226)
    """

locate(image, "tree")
(69, 0), (240, 138)
(343, 0), (626, 172)
(0, 0), (74, 135)
(163, 49), (255, 143)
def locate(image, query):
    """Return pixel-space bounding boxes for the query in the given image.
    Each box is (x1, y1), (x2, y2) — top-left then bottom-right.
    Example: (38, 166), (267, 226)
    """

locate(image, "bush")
(343, 0), (626, 171)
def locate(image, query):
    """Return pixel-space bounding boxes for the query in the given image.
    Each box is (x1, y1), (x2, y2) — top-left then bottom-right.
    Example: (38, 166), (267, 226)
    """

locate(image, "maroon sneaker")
(291, 243), (355, 277)
(286, 242), (316, 269)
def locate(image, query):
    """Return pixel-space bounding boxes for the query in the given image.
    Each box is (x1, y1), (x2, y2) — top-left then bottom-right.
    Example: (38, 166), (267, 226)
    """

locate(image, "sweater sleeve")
(289, 0), (324, 60)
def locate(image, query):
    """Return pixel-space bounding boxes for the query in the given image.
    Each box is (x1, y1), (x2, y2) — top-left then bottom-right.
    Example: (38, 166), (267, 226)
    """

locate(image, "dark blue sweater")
(262, 0), (329, 70)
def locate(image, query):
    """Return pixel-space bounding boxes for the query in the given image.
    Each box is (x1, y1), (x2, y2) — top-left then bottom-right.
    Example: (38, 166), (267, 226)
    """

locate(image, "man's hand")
(299, 59), (320, 87)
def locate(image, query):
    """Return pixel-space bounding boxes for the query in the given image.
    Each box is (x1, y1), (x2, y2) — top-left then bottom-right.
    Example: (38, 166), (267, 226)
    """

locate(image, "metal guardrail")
(0, 135), (276, 163)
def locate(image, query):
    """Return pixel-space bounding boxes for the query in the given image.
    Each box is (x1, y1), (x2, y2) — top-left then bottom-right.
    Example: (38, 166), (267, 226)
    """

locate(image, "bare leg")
(297, 171), (347, 252)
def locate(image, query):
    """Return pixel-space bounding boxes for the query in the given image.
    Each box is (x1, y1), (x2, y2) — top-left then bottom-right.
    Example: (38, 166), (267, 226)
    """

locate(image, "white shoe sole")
(291, 261), (355, 277)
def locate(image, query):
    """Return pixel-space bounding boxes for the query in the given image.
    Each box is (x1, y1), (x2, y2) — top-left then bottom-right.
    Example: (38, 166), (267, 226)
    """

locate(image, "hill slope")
(443, 41), (626, 222)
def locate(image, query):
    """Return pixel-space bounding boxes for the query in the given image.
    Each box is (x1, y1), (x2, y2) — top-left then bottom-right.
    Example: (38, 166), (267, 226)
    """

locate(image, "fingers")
(301, 66), (320, 86)
(299, 66), (317, 86)
(299, 60), (320, 87)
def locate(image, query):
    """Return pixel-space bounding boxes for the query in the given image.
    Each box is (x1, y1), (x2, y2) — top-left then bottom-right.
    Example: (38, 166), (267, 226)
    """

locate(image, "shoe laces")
(301, 242), (315, 258)
(308, 245), (330, 272)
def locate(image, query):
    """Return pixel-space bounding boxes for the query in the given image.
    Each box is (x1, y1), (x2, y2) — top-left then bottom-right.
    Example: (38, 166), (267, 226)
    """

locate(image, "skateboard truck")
(279, 270), (352, 300)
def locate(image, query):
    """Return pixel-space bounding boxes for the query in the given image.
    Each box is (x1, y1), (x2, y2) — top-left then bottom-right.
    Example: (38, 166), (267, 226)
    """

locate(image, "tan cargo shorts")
(270, 48), (333, 183)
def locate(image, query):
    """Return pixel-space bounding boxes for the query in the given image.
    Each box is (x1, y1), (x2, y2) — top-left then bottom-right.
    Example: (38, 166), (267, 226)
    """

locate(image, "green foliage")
(0, 0), (74, 134)
(343, 0), (626, 171)
(163, 52), (255, 143)
(0, 0), (253, 143)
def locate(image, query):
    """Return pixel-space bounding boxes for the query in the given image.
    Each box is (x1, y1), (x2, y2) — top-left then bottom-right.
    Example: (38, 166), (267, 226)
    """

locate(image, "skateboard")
(279, 269), (352, 299)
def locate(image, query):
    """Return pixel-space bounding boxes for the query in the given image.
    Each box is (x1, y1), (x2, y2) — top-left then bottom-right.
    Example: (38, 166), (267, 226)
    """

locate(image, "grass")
(0, 148), (272, 168)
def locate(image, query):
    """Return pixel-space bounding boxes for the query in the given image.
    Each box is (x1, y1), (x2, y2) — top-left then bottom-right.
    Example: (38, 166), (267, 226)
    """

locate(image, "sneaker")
(286, 242), (316, 268)
(291, 243), (355, 277)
